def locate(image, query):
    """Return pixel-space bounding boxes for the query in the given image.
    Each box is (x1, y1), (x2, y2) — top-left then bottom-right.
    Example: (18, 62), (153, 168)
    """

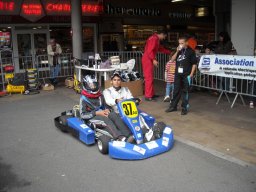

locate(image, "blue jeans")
(165, 82), (174, 97)
(50, 64), (60, 80)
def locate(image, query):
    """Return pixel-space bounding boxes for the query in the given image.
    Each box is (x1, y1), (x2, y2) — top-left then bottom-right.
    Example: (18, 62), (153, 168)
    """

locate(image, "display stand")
(0, 48), (13, 94)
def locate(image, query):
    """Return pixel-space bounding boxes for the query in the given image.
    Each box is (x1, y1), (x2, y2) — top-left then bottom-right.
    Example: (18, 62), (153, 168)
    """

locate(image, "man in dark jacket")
(165, 36), (197, 115)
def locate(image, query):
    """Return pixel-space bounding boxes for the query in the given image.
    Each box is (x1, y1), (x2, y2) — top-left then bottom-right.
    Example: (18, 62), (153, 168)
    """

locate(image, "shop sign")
(0, 0), (103, 17)
(199, 55), (256, 80)
(105, 4), (161, 17)
(46, 3), (103, 15)
(169, 12), (192, 19)
(20, 0), (45, 22)
(0, 0), (14, 11)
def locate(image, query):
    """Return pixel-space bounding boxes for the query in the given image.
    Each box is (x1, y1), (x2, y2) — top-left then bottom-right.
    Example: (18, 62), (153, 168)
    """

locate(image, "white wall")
(231, 0), (255, 55)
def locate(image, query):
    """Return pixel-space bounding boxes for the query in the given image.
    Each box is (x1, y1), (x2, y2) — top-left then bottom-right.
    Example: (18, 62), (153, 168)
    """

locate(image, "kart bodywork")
(54, 99), (174, 160)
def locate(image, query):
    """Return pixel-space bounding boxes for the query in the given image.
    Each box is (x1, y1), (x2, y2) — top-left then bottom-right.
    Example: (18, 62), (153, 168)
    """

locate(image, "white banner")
(198, 54), (256, 80)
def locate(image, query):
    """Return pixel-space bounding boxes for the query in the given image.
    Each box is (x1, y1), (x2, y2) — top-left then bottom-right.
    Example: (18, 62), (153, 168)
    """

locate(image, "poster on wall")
(198, 54), (256, 80)
(0, 31), (11, 48)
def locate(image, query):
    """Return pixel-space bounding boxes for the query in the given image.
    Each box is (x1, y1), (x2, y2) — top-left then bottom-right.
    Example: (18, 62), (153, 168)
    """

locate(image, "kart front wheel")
(97, 135), (111, 154)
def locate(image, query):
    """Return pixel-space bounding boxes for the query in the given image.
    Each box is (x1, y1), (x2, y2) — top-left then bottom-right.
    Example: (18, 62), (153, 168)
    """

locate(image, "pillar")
(231, 0), (255, 55)
(71, 0), (83, 59)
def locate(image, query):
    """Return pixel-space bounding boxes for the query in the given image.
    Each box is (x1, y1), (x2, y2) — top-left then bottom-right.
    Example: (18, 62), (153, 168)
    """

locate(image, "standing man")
(47, 38), (62, 85)
(165, 36), (197, 115)
(142, 30), (171, 101)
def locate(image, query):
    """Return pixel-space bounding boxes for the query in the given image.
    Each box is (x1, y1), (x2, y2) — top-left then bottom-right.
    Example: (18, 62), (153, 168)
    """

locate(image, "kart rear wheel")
(97, 135), (111, 154)
(59, 115), (72, 132)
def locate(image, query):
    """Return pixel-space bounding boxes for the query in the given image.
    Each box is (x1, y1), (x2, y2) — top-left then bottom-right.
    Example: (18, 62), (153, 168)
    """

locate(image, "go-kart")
(54, 98), (174, 160)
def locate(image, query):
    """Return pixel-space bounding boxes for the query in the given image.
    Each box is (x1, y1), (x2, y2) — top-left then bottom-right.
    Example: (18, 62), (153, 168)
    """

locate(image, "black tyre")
(59, 115), (72, 132)
(97, 135), (111, 154)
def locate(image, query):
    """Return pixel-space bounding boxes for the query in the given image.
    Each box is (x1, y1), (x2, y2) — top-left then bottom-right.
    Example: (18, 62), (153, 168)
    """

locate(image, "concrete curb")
(175, 136), (256, 170)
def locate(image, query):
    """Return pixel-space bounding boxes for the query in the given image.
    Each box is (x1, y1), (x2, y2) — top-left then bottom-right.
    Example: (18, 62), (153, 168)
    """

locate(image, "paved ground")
(0, 87), (256, 192)
(140, 80), (256, 165)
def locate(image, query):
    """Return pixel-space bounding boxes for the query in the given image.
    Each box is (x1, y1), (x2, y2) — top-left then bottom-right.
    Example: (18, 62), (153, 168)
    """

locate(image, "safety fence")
(0, 53), (73, 83)
(1, 51), (255, 108)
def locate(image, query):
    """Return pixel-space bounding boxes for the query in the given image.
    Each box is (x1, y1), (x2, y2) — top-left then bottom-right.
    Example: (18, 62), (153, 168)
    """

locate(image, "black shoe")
(165, 107), (177, 113)
(152, 94), (160, 98)
(145, 97), (157, 102)
(181, 108), (188, 115)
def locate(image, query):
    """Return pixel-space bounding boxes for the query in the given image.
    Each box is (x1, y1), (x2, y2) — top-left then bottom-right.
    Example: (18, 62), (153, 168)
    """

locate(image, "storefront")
(0, 0), (215, 72)
(0, 0), (101, 72)
(100, 0), (215, 51)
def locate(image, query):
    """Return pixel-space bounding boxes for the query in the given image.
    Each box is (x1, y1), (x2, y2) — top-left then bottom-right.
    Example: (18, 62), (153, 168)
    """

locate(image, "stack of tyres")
(26, 69), (39, 92)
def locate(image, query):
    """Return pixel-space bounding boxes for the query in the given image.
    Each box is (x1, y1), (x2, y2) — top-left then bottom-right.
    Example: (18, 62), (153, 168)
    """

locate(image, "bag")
(42, 83), (54, 91)
(65, 77), (74, 88)
(100, 59), (112, 69)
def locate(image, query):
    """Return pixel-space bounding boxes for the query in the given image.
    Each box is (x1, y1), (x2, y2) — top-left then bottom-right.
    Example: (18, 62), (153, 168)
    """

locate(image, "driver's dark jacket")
(79, 95), (107, 120)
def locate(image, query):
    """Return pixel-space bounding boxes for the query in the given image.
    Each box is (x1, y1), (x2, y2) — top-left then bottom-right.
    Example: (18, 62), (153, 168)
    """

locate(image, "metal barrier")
(0, 53), (73, 89)
(191, 67), (256, 108)
(36, 53), (74, 80)
(1, 51), (255, 108)
(100, 51), (169, 80)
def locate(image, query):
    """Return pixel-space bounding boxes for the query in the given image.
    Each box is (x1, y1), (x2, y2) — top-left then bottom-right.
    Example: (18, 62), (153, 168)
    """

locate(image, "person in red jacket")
(187, 34), (197, 50)
(142, 30), (171, 101)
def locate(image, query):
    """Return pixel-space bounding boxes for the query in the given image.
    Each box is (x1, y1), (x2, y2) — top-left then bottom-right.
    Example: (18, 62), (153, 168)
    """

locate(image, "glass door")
(33, 33), (48, 68)
(13, 29), (49, 72)
(17, 33), (33, 70)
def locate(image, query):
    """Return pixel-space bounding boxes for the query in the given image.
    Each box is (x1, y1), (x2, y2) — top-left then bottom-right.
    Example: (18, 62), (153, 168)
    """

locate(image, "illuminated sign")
(46, 3), (103, 14)
(20, 0), (45, 22)
(0, 0), (14, 11)
(46, 3), (70, 12)
(22, 4), (42, 15)
(81, 4), (103, 13)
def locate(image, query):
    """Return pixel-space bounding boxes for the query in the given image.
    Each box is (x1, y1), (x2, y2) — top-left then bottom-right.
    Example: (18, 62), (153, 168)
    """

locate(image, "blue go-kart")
(54, 98), (174, 160)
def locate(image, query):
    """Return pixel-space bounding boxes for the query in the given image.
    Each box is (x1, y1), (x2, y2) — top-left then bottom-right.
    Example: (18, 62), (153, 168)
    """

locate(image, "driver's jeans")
(92, 111), (131, 139)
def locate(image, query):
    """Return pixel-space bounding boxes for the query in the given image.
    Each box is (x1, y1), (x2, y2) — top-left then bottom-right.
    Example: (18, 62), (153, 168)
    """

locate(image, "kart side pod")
(67, 117), (95, 145)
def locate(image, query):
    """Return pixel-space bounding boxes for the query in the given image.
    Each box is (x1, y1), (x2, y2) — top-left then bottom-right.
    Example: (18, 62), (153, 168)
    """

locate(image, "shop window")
(82, 27), (95, 52)
(123, 25), (165, 51)
(0, 28), (12, 70)
(49, 26), (72, 53)
(0, 28), (12, 49)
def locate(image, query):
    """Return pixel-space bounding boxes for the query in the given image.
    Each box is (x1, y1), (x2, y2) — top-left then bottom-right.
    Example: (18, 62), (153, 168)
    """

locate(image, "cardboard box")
(42, 83), (54, 91)
(104, 79), (143, 97)
(65, 77), (74, 88)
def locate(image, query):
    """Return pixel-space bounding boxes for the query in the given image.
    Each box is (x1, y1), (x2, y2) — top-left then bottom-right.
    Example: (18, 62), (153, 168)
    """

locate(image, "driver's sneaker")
(181, 108), (188, 115)
(163, 96), (170, 102)
(117, 136), (126, 141)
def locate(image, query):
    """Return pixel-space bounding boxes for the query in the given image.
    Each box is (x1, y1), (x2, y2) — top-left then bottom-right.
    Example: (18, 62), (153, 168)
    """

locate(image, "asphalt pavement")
(0, 89), (256, 192)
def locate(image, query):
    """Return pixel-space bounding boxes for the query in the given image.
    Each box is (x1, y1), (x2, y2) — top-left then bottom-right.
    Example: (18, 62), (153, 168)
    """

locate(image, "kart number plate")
(121, 101), (138, 118)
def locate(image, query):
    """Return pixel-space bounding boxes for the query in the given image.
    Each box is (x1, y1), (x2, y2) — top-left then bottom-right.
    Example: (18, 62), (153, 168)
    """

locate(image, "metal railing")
(0, 53), (74, 87)
(1, 51), (255, 108)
